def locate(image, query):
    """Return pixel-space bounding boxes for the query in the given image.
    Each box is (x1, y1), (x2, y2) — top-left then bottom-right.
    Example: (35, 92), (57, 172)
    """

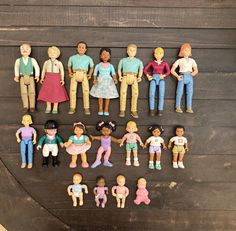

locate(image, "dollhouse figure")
(134, 178), (151, 205)
(144, 125), (167, 170)
(90, 48), (118, 116)
(37, 120), (63, 167)
(15, 115), (37, 169)
(168, 125), (188, 169)
(171, 43), (198, 113)
(64, 122), (91, 168)
(14, 44), (40, 112)
(120, 121), (144, 166)
(144, 47), (170, 116)
(112, 175), (129, 208)
(93, 176), (108, 208)
(91, 121), (120, 168)
(67, 173), (88, 207)
(68, 41), (94, 115)
(118, 44), (143, 118)
(37, 46), (69, 114)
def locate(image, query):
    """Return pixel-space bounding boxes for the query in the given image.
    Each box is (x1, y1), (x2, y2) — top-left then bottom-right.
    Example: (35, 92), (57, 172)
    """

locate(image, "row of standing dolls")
(14, 42), (198, 118)
(68, 173), (150, 208)
(16, 114), (189, 170)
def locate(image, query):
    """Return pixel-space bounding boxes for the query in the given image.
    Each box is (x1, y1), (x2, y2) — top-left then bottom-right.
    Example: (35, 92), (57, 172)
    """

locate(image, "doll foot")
(42, 157), (49, 167)
(156, 163), (162, 170)
(121, 203), (125, 208)
(82, 162), (89, 168)
(27, 163), (33, 169)
(96, 201), (100, 207)
(117, 203), (121, 208)
(103, 161), (113, 167)
(91, 160), (101, 168)
(134, 199), (141, 205)
(125, 158), (131, 166)
(149, 162), (154, 169)
(104, 112), (109, 116)
(119, 111), (125, 117)
(178, 161), (185, 169)
(29, 108), (35, 112)
(101, 202), (106, 208)
(84, 108), (91, 115)
(144, 199), (151, 205)
(157, 110), (163, 116)
(68, 108), (75, 114)
(98, 111), (103, 116)
(131, 111), (139, 118)
(22, 107), (28, 113)
(52, 156), (59, 167)
(175, 107), (183, 113)
(52, 110), (58, 114)
(73, 201), (77, 207)
(45, 109), (51, 114)
(149, 110), (155, 116)
(79, 201), (83, 206)
(133, 158), (140, 167)
(21, 163), (27, 168)
(173, 162), (178, 169)
(186, 108), (194, 113)
(69, 162), (77, 168)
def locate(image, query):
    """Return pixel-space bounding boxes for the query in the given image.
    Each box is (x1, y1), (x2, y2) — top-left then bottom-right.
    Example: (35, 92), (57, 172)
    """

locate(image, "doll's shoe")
(21, 163), (27, 168)
(82, 162), (89, 168)
(91, 160), (101, 168)
(125, 158), (131, 166)
(149, 162), (154, 169)
(68, 108), (75, 114)
(133, 159), (140, 167)
(84, 108), (91, 115)
(103, 161), (113, 167)
(156, 163), (162, 170)
(104, 112), (109, 116)
(22, 107), (28, 113)
(45, 109), (51, 114)
(131, 111), (139, 118)
(149, 110), (155, 116)
(157, 110), (163, 116)
(186, 108), (194, 113)
(52, 110), (58, 114)
(29, 108), (35, 112)
(69, 162), (77, 168)
(27, 163), (33, 169)
(178, 161), (185, 169)
(119, 111), (125, 117)
(98, 111), (103, 116)
(175, 108), (183, 113)
(173, 162), (178, 169)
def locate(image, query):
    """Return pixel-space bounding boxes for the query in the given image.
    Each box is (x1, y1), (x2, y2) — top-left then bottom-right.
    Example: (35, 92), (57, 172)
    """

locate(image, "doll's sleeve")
(56, 135), (63, 144)
(14, 58), (20, 77)
(89, 57), (94, 68)
(169, 136), (176, 143)
(93, 64), (99, 76)
(143, 61), (152, 75)
(172, 59), (180, 68)
(164, 61), (171, 76)
(110, 64), (116, 76)
(118, 59), (123, 71)
(38, 135), (46, 146)
(68, 56), (72, 67)
(191, 59), (197, 68)
(69, 136), (74, 143)
(139, 59), (144, 70)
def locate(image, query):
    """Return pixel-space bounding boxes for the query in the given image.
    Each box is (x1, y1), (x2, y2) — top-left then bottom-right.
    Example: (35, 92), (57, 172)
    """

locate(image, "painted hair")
(48, 46), (60, 58)
(96, 175), (106, 184)
(148, 125), (164, 134)
(137, 177), (147, 184)
(127, 44), (137, 49)
(21, 114), (33, 125)
(76, 41), (88, 49)
(73, 122), (86, 131)
(96, 121), (117, 132)
(20, 43), (31, 49)
(117, 174), (126, 182)
(178, 43), (192, 57)
(154, 47), (164, 54)
(100, 47), (111, 55)
(73, 173), (82, 181)
(126, 121), (138, 132)
(175, 125), (185, 131)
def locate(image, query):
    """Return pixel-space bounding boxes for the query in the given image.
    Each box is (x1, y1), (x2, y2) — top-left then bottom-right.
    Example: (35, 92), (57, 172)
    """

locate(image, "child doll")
(14, 44), (40, 112)
(144, 125), (167, 170)
(93, 176), (108, 208)
(64, 122), (91, 168)
(168, 125), (188, 169)
(144, 47), (170, 116)
(15, 114), (37, 169)
(91, 121), (121, 168)
(171, 43), (198, 113)
(134, 178), (151, 205)
(67, 173), (88, 207)
(68, 41), (94, 115)
(112, 175), (129, 208)
(37, 120), (63, 167)
(118, 44), (144, 118)
(120, 121), (144, 166)
(90, 48), (119, 116)
(37, 46), (69, 114)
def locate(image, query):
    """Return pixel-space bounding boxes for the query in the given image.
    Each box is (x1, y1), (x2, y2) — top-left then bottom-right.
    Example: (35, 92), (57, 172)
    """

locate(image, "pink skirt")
(37, 72), (69, 103)
(66, 143), (91, 155)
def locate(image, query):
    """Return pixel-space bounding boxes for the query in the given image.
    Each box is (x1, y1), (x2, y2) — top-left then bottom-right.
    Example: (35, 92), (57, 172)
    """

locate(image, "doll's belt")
(123, 72), (137, 76)
(74, 69), (86, 73)
(20, 75), (34, 77)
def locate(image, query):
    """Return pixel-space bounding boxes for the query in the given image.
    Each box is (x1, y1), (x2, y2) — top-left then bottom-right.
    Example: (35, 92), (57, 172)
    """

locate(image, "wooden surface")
(0, 1), (236, 231)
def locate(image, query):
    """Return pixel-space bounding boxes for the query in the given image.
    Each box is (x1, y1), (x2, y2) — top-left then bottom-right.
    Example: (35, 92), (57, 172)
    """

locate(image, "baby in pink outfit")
(93, 176), (108, 208)
(134, 178), (151, 205)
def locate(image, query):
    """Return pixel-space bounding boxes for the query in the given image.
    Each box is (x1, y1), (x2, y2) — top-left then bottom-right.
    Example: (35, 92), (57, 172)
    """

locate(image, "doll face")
(74, 126), (84, 136)
(73, 174), (82, 184)
(117, 176), (125, 186)
(101, 50), (110, 63)
(48, 49), (58, 60)
(126, 125), (136, 133)
(154, 50), (164, 60)
(137, 180), (146, 189)
(176, 128), (184, 137)
(46, 128), (57, 136)
(97, 178), (105, 187)
(152, 128), (161, 137)
(183, 48), (191, 58)
(20, 44), (31, 57)
(127, 46), (137, 58)
(23, 117), (32, 126)
(101, 127), (112, 136)
(77, 43), (87, 55)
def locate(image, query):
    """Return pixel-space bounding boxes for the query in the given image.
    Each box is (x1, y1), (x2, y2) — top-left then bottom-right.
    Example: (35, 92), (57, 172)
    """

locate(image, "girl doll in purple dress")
(93, 176), (108, 208)
(91, 121), (121, 168)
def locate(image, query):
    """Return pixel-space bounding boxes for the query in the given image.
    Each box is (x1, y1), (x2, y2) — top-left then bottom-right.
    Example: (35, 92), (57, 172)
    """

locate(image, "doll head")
(73, 173), (82, 184)
(21, 114), (33, 126)
(127, 44), (137, 58)
(44, 120), (58, 136)
(137, 178), (147, 189)
(96, 176), (106, 187)
(148, 125), (164, 137)
(178, 43), (192, 58)
(116, 175), (126, 186)
(100, 47), (111, 63)
(175, 125), (185, 137)
(154, 47), (164, 61)
(20, 44), (31, 57)
(73, 122), (86, 136)
(76, 41), (87, 55)
(48, 46), (60, 59)
(96, 121), (116, 136)
(126, 121), (138, 133)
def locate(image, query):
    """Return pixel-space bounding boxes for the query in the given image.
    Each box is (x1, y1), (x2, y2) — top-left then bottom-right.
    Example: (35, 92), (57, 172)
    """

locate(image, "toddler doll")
(134, 178), (151, 205)
(64, 122), (91, 168)
(93, 176), (108, 208)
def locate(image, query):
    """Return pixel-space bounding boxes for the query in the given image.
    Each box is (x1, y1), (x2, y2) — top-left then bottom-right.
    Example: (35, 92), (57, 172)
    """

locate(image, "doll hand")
(69, 73), (74, 78)
(60, 80), (65, 86)
(137, 77), (142, 83)
(120, 143), (124, 147)
(119, 76), (123, 82)
(93, 79), (97, 85)
(33, 139), (37, 145)
(36, 145), (41, 150)
(87, 75), (92, 80)
(168, 145), (172, 149)
(14, 76), (20, 82)
(147, 75), (153, 81)
(35, 76), (39, 82)
(160, 74), (165, 79)
(143, 145), (147, 149)
(90, 135), (95, 141)
(112, 192), (116, 197)
(68, 191), (73, 196)
(113, 78), (118, 84)
(40, 78), (44, 84)
(185, 147), (189, 152)
(177, 75), (183, 81)
(64, 142), (69, 148)
(163, 146), (167, 150)
(140, 143), (144, 148)
(16, 138), (21, 143)
(60, 143), (64, 148)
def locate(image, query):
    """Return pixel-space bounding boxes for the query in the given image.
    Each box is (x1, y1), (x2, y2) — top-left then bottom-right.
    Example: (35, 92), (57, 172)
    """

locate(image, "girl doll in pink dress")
(93, 176), (108, 208)
(38, 46), (69, 114)
(134, 178), (151, 205)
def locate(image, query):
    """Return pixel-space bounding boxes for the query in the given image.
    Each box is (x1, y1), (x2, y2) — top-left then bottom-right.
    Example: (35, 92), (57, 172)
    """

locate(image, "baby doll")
(144, 125), (167, 170)
(112, 175), (129, 208)
(171, 43), (198, 113)
(120, 121), (144, 166)
(37, 120), (63, 167)
(91, 121), (121, 168)
(15, 114), (37, 169)
(67, 173), (88, 207)
(14, 44), (40, 112)
(134, 178), (151, 205)
(37, 46), (69, 114)
(144, 47), (170, 116)
(64, 122), (91, 168)
(168, 125), (188, 169)
(93, 176), (108, 208)
(68, 41), (94, 115)
(118, 44), (143, 118)
(90, 48), (118, 116)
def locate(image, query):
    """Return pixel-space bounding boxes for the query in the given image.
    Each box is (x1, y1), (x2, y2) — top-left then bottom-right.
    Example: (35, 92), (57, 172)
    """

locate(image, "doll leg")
(158, 80), (165, 115)
(28, 77), (36, 111)
(131, 80), (139, 117)
(81, 152), (89, 168)
(101, 194), (107, 208)
(69, 77), (78, 113)
(52, 103), (58, 113)
(149, 152), (155, 169)
(175, 78), (184, 111)
(72, 195), (77, 207)
(125, 150), (131, 166)
(20, 139), (27, 168)
(79, 192), (84, 206)
(134, 195), (142, 205)
(121, 196), (126, 208)
(104, 99), (110, 115)
(172, 146), (179, 168)
(45, 102), (51, 113)
(51, 144), (59, 167)
(82, 76), (90, 113)
(133, 149), (140, 167)
(98, 98), (103, 114)
(120, 78), (128, 113)
(91, 146), (104, 168)
(27, 139), (33, 169)
(155, 152), (162, 170)
(20, 78), (29, 110)
(116, 195), (121, 208)
(95, 195), (100, 207)
(70, 154), (77, 168)
(149, 79), (156, 111)
(186, 75), (194, 112)
(103, 146), (112, 167)
(178, 148), (185, 169)
(42, 144), (50, 166)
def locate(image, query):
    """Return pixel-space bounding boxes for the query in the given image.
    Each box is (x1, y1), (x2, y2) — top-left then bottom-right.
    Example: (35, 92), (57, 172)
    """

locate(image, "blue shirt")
(68, 54), (94, 71)
(118, 57), (143, 73)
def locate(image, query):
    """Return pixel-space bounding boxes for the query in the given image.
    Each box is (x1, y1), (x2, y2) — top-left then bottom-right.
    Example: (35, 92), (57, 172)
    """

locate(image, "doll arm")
(111, 186), (117, 197)
(56, 135), (64, 148)
(105, 187), (109, 194)
(162, 142), (167, 150)
(110, 64), (118, 84)
(32, 58), (40, 82)
(185, 142), (189, 152)
(33, 129), (37, 144)
(168, 140), (173, 149)
(136, 134), (144, 147)
(137, 68), (143, 82)
(118, 59), (123, 81)
(171, 61), (182, 80)
(87, 66), (94, 80)
(64, 140), (72, 148)
(58, 61), (65, 85)
(93, 187), (97, 195)
(92, 64), (99, 84)
(191, 65), (198, 77)
(164, 62), (171, 77)
(14, 59), (20, 82)
(143, 139), (150, 149)
(40, 61), (47, 84)
(82, 184), (89, 194)
(37, 135), (46, 149)
(68, 66), (74, 78)
(91, 135), (101, 141)
(111, 136), (122, 144)
(143, 62), (153, 80)
(125, 187), (129, 197)
(15, 129), (21, 143)
(67, 185), (73, 196)
(119, 135), (127, 147)
(85, 137), (91, 145)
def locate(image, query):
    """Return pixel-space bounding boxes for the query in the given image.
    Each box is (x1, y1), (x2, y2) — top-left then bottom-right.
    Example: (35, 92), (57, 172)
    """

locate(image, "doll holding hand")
(93, 176), (108, 208)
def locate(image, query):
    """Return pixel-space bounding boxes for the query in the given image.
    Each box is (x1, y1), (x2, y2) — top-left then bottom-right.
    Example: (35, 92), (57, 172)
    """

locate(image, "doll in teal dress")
(90, 48), (118, 116)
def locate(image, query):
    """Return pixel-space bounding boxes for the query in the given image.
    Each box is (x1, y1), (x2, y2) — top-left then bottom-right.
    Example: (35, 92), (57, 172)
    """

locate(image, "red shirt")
(144, 60), (170, 77)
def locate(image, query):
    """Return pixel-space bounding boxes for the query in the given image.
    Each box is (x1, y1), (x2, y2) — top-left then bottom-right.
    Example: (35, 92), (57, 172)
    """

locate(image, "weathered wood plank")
(1, 6), (236, 28)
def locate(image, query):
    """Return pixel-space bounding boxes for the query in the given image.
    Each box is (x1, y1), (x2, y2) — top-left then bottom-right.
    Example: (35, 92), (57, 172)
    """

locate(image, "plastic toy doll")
(15, 114), (37, 169)
(112, 175), (129, 208)
(93, 176), (108, 208)
(14, 44), (40, 112)
(168, 125), (188, 169)
(144, 125), (167, 170)
(36, 120), (63, 167)
(37, 46), (69, 114)
(120, 121), (144, 166)
(90, 48), (119, 116)
(118, 44), (143, 118)
(144, 47), (170, 116)
(134, 178), (151, 205)
(64, 122), (91, 168)
(67, 173), (88, 207)
(68, 41), (94, 115)
(171, 43), (198, 113)
(91, 121), (121, 168)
